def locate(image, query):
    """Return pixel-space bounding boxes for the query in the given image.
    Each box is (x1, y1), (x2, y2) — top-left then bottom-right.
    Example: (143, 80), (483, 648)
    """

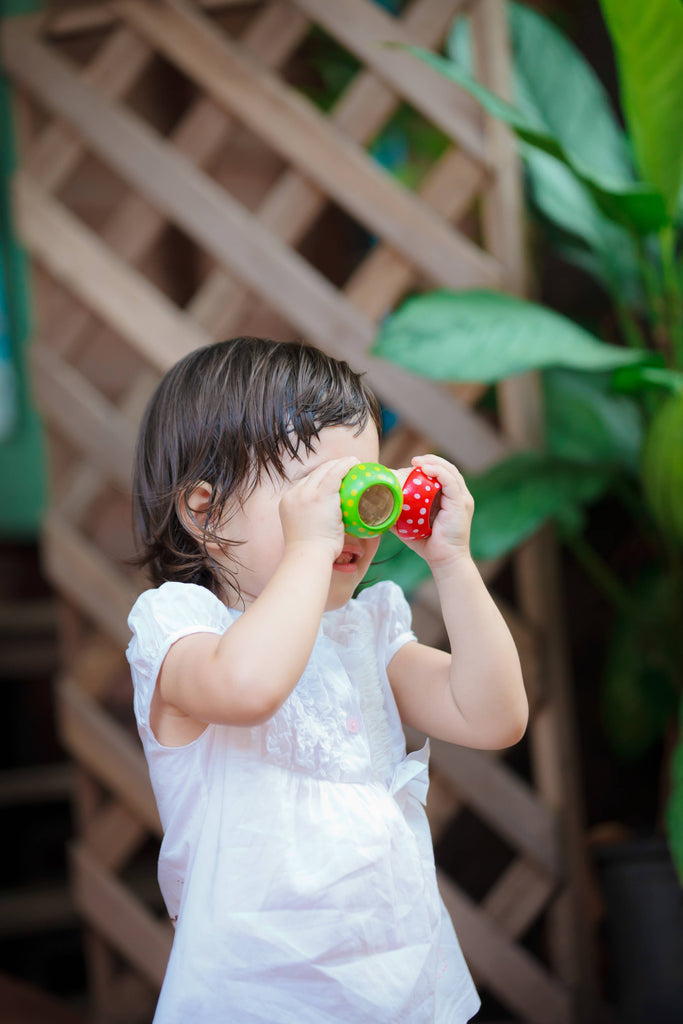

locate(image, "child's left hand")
(394, 455), (474, 570)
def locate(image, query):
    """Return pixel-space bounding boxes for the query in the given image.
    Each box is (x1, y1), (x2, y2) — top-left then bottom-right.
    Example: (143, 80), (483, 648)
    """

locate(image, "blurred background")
(1, 1), (682, 1021)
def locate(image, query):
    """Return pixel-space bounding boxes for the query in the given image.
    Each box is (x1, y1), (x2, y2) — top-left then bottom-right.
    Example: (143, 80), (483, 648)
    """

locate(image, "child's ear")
(177, 481), (218, 545)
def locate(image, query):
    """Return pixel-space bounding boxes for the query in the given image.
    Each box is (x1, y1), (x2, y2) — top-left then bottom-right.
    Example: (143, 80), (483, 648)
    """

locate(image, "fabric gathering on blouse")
(126, 579), (480, 1024)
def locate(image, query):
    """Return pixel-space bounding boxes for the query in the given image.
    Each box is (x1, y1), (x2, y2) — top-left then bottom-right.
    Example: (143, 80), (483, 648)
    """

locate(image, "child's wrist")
(429, 545), (475, 582)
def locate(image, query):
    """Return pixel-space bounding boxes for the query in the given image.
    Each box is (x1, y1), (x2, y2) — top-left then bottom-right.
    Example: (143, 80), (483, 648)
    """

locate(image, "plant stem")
(565, 532), (643, 622)
(614, 299), (647, 350)
(634, 233), (669, 352)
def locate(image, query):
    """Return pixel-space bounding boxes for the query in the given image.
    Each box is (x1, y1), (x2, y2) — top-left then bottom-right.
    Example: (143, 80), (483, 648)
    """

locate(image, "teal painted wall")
(0, 1), (47, 537)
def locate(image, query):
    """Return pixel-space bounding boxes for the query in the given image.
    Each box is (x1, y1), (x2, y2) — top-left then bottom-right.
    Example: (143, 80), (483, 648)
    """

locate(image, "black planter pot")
(595, 836), (683, 1024)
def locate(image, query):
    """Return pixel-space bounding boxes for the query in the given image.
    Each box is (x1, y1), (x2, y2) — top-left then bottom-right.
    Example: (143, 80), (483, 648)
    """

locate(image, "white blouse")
(127, 580), (480, 1023)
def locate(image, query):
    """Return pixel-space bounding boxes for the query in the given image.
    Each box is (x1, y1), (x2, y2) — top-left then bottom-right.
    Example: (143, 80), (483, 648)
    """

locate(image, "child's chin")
(326, 579), (362, 610)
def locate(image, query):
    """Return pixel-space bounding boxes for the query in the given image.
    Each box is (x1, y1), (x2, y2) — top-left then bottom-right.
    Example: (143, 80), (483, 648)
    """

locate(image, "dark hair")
(132, 336), (382, 602)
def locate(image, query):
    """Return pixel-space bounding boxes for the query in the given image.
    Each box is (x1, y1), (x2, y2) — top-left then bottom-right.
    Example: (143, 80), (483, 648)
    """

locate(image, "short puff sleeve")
(355, 579), (418, 668)
(126, 581), (234, 732)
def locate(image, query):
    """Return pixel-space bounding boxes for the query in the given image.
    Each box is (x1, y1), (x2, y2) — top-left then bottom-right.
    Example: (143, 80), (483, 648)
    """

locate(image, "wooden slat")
(43, 511), (137, 647)
(5, 28), (509, 469)
(57, 676), (161, 834)
(55, 373), (156, 530)
(0, 763), (73, 806)
(70, 844), (171, 988)
(68, 635), (130, 700)
(293, 0), (487, 163)
(438, 870), (571, 1024)
(0, 884), (76, 937)
(15, 175), (211, 373)
(50, 0), (310, 355)
(345, 147), (488, 321)
(416, 730), (562, 877)
(483, 856), (556, 939)
(43, 0), (260, 36)
(119, 0), (501, 290)
(31, 341), (136, 490)
(84, 800), (148, 872)
(24, 26), (151, 194)
(187, 0), (474, 336)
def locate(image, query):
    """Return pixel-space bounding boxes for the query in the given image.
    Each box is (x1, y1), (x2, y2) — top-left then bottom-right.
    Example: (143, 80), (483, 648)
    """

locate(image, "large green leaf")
(373, 290), (650, 383)
(404, 45), (668, 233)
(522, 146), (643, 308)
(600, 0), (683, 215)
(544, 369), (644, 472)
(508, 3), (632, 180)
(466, 453), (612, 561)
(449, 4), (631, 183)
(448, 7), (644, 301)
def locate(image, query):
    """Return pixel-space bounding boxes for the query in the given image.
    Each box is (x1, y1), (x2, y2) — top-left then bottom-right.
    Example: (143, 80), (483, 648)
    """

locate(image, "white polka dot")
(425, 485), (431, 491)
(399, 529), (408, 534)
(420, 508), (427, 515)
(402, 503), (410, 511)
(418, 518), (424, 524)
(414, 493), (421, 499)
(413, 529), (419, 533)
(407, 519), (413, 524)
(414, 477), (422, 485)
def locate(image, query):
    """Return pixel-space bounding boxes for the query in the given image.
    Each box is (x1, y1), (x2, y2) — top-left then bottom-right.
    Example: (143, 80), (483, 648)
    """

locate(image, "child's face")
(219, 423), (382, 610)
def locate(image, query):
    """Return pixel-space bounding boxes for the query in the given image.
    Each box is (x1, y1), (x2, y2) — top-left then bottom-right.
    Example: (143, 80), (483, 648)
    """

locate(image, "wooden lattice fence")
(3, 1), (598, 1021)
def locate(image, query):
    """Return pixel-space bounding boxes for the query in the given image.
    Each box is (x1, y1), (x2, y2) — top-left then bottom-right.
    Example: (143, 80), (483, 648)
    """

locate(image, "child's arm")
(155, 456), (360, 730)
(387, 455), (528, 750)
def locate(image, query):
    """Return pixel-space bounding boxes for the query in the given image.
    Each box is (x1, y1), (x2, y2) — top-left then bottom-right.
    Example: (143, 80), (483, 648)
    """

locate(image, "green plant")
(372, 0), (683, 878)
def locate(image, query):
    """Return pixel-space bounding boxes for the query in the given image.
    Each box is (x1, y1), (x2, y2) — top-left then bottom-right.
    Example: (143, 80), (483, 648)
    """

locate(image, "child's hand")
(395, 455), (474, 570)
(279, 456), (360, 558)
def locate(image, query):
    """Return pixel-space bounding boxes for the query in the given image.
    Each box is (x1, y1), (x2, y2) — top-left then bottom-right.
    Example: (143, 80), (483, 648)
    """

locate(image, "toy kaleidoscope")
(340, 463), (403, 538)
(395, 468), (442, 539)
(340, 464), (442, 539)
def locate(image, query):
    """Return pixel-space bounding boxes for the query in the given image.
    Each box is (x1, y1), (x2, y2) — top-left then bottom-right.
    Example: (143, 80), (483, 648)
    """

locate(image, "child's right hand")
(279, 457), (360, 559)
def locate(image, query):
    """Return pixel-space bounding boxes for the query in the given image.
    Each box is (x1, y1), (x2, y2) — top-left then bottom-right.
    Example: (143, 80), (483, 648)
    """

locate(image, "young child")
(127, 336), (527, 1023)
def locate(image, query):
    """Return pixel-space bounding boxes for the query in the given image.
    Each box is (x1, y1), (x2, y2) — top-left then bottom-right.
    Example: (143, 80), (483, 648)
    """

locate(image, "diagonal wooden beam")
(483, 856), (555, 939)
(292, 0), (485, 161)
(119, 0), (500, 290)
(84, 800), (149, 874)
(48, 1), (310, 355)
(438, 870), (571, 1024)
(4, 30), (509, 467)
(70, 844), (171, 988)
(407, 727), (562, 877)
(31, 341), (136, 491)
(57, 676), (159, 833)
(23, 26), (151, 194)
(44, 0), (261, 37)
(44, 512), (138, 650)
(15, 175), (212, 371)
(187, 0), (484, 337)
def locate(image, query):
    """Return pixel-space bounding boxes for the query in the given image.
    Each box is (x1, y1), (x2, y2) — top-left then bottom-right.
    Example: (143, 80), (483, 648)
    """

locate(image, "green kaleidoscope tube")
(339, 462), (403, 538)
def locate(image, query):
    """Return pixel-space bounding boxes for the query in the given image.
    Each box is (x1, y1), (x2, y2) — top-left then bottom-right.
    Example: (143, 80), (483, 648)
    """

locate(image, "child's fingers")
(410, 455), (474, 508)
(288, 457), (360, 500)
(411, 454), (466, 488)
(303, 457), (360, 490)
